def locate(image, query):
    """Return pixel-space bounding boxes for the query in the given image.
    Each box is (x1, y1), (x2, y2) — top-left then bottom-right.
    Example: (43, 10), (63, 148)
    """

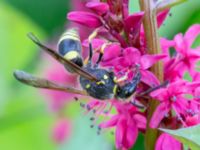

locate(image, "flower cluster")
(44, 0), (200, 149)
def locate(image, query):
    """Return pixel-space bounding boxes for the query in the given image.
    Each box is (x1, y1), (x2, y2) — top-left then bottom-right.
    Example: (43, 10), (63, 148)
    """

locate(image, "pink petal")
(174, 33), (187, 54)
(115, 117), (126, 149)
(157, 10), (170, 28)
(194, 87), (200, 97)
(168, 80), (188, 94)
(150, 88), (169, 101)
(52, 119), (71, 143)
(140, 54), (167, 69)
(125, 122), (138, 149)
(101, 57), (122, 67)
(67, 11), (102, 28)
(141, 70), (160, 87)
(82, 38), (106, 49)
(189, 50), (200, 59)
(86, 100), (101, 110)
(186, 81), (200, 92)
(184, 24), (200, 47)
(150, 102), (170, 128)
(103, 44), (121, 61)
(173, 61), (189, 77)
(160, 38), (175, 55)
(156, 133), (181, 150)
(86, 2), (109, 15)
(124, 12), (144, 34)
(124, 47), (141, 63)
(133, 114), (147, 130)
(43, 60), (78, 110)
(99, 115), (119, 128)
(186, 115), (199, 126)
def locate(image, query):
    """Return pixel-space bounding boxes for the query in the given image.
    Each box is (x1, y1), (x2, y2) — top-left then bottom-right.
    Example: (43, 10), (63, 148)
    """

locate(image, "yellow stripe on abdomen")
(64, 51), (79, 60)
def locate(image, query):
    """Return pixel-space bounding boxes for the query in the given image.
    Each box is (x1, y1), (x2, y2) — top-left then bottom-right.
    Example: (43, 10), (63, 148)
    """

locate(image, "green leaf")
(160, 125), (200, 150)
(0, 2), (45, 83)
(159, 0), (200, 38)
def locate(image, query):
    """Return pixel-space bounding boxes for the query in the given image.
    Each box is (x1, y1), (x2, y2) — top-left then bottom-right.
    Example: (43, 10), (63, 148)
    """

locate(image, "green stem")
(156, 0), (187, 12)
(139, 0), (163, 150)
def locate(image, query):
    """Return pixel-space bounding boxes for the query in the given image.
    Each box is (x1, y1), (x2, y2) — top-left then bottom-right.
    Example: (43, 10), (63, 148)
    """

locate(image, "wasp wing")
(27, 33), (98, 82)
(14, 70), (88, 96)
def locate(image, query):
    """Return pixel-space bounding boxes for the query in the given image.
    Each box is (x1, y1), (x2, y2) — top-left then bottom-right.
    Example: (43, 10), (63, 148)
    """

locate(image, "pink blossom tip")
(67, 11), (102, 28)
(86, 2), (109, 15)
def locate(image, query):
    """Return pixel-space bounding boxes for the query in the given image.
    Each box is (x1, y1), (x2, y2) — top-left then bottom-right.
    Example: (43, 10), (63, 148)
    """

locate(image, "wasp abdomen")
(58, 28), (83, 72)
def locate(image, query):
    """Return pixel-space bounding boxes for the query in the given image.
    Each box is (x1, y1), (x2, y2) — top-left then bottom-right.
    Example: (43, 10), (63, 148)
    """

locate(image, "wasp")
(14, 28), (166, 102)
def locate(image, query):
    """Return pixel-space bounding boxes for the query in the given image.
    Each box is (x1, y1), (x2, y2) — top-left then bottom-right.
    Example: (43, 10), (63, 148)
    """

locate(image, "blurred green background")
(0, 0), (200, 150)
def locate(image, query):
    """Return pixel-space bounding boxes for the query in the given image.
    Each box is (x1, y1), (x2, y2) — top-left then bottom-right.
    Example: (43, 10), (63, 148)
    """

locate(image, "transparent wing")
(14, 70), (88, 96)
(27, 32), (98, 82)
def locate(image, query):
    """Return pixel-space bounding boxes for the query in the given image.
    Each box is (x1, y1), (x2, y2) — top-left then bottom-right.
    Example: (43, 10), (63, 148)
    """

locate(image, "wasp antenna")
(27, 32), (40, 44)
(137, 80), (169, 96)
(130, 101), (145, 109)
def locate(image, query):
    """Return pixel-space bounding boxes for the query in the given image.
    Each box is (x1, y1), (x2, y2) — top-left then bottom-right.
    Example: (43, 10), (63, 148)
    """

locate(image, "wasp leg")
(86, 29), (101, 67)
(116, 71), (141, 99)
(87, 42), (93, 66)
(94, 43), (107, 68)
(95, 51), (103, 67)
(136, 80), (169, 97)
(14, 70), (88, 96)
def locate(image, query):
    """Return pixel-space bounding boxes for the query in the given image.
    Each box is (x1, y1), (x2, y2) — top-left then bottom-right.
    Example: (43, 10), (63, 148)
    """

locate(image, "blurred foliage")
(4, 0), (71, 35)
(0, 0), (200, 150)
(0, 1), (55, 150)
(59, 116), (112, 150)
(0, 2), (45, 83)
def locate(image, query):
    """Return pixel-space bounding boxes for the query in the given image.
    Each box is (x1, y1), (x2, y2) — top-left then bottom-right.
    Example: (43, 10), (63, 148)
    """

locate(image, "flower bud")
(86, 2), (109, 15)
(67, 11), (102, 28)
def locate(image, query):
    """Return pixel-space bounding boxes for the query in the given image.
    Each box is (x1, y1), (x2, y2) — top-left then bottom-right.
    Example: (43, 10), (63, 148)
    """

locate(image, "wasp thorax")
(80, 68), (116, 100)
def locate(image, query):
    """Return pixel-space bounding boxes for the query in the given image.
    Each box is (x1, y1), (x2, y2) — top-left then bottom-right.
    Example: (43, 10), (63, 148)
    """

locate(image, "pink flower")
(43, 59), (78, 110)
(156, 133), (182, 150)
(162, 25), (200, 81)
(184, 100), (200, 126)
(52, 118), (71, 143)
(99, 102), (146, 149)
(150, 80), (190, 128)
(102, 47), (166, 87)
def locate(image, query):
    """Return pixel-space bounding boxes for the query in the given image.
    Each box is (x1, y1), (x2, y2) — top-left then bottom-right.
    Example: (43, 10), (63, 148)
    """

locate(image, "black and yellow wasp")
(14, 28), (143, 100)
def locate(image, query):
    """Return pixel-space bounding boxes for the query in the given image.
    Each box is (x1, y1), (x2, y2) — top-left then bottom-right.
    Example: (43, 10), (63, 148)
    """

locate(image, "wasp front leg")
(115, 70), (141, 99)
